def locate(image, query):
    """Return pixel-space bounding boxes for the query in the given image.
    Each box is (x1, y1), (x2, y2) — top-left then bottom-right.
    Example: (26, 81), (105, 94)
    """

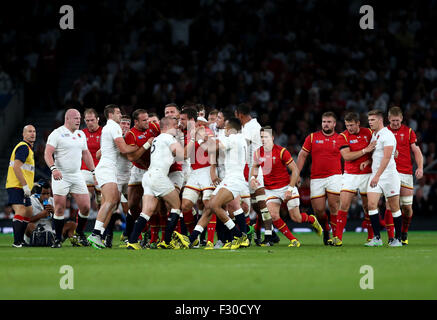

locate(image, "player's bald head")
(65, 108), (80, 121)
(160, 116), (176, 130)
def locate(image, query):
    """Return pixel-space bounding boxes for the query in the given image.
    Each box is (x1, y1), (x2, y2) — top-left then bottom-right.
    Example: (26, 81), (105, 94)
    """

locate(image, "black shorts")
(7, 188), (31, 207)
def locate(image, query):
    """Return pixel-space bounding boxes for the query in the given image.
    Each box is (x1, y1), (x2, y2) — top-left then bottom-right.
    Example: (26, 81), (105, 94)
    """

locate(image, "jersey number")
(150, 140), (156, 154)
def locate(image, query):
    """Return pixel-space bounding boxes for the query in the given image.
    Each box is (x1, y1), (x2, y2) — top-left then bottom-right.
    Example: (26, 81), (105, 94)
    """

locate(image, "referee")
(6, 125), (36, 247)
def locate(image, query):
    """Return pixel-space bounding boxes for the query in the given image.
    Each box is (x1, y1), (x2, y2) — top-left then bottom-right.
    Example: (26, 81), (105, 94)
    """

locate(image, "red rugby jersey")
(189, 128), (214, 170)
(387, 124), (416, 174)
(254, 144), (293, 190)
(301, 131), (342, 179)
(338, 127), (372, 174)
(124, 122), (160, 170)
(169, 128), (187, 173)
(81, 126), (102, 170)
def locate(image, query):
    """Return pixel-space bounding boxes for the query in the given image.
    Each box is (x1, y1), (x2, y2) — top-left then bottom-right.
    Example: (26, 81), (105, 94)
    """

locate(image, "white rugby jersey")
(47, 126), (88, 174)
(370, 126), (397, 175)
(30, 195), (54, 225)
(149, 132), (177, 175)
(219, 133), (247, 179)
(98, 119), (123, 168)
(241, 118), (262, 168)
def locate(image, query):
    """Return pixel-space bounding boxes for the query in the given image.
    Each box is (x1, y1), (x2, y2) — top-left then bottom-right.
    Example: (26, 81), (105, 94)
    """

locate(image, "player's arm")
(411, 143), (424, 179)
(29, 209), (50, 222)
(96, 149), (101, 160)
(171, 141), (186, 161)
(44, 143), (62, 180)
(125, 137), (154, 161)
(374, 146), (394, 178)
(296, 149), (309, 173)
(340, 142), (376, 161)
(287, 160), (300, 188)
(82, 149), (95, 171)
(115, 137), (139, 154)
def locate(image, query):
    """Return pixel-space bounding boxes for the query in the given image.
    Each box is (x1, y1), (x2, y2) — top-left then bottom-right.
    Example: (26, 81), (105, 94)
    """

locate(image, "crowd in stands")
(2, 0), (437, 220)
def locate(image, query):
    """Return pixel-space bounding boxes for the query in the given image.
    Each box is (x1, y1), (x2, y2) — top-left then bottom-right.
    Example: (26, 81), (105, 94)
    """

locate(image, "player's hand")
(296, 176), (302, 187)
(363, 141), (376, 154)
(394, 149), (399, 158)
(147, 136), (154, 144)
(370, 175), (380, 188)
(22, 185), (31, 197)
(250, 177), (259, 190)
(211, 175), (221, 187)
(415, 168), (423, 179)
(284, 190), (292, 201)
(360, 160), (370, 171)
(44, 204), (54, 215)
(52, 169), (63, 180)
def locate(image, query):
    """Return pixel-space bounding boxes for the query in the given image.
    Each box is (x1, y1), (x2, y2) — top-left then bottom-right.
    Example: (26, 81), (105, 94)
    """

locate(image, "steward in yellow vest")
(6, 125), (36, 247)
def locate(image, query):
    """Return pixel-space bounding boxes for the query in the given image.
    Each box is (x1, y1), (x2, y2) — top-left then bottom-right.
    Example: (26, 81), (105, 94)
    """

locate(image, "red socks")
(207, 214), (216, 243)
(402, 213), (413, 233)
(336, 210), (348, 240)
(273, 218), (296, 241)
(384, 210), (394, 239)
(363, 214), (374, 240)
(300, 213), (315, 224)
(330, 214), (337, 237)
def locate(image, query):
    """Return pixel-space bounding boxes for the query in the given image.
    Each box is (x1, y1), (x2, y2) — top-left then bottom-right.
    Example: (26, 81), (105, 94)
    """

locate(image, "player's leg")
(89, 182), (120, 249)
(386, 195), (403, 246)
(125, 184), (143, 239)
(71, 192), (91, 245)
(181, 187), (200, 234)
(365, 191), (384, 246)
(63, 221), (78, 242)
(337, 191), (355, 242)
(327, 192), (340, 239)
(360, 193), (374, 241)
(53, 194), (68, 245)
(267, 200), (300, 247)
(161, 189), (183, 245)
(253, 187), (274, 242)
(127, 194), (158, 248)
(399, 185), (414, 245)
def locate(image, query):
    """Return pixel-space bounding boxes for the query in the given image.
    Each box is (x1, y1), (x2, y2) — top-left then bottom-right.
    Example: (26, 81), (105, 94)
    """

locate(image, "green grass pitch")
(1, 231), (436, 300)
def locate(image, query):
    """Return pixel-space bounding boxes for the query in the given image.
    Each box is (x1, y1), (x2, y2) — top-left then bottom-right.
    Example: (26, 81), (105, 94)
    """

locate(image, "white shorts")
(367, 171), (401, 198)
(266, 185), (300, 209)
(310, 174), (342, 199)
(129, 166), (147, 186)
(52, 172), (88, 196)
(212, 176), (248, 199)
(341, 173), (371, 195)
(81, 170), (95, 187)
(169, 170), (184, 190)
(249, 169), (264, 193)
(95, 165), (118, 188)
(142, 168), (175, 197)
(185, 166), (215, 192)
(399, 173), (414, 190)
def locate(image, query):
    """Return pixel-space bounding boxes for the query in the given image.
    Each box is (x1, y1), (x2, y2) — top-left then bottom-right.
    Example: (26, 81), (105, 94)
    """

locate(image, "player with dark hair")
(235, 103), (274, 245)
(87, 105), (138, 249)
(251, 127), (323, 247)
(120, 109), (159, 243)
(336, 112), (376, 245)
(173, 117), (249, 250)
(297, 111), (342, 245)
(387, 106), (423, 245)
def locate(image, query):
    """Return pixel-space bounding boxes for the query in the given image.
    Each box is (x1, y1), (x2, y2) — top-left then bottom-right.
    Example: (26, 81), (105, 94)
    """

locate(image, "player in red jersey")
(121, 109), (159, 242)
(181, 113), (216, 248)
(251, 127), (323, 247)
(387, 107), (423, 245)
(297, 111), (342, 245)
(81, 108), (102, 206)
(336, 112), (376, 245)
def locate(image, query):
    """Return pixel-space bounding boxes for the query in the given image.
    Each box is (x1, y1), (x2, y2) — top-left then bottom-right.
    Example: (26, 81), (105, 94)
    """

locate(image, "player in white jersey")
(235, 103), (274, 243)
(87, 105), (139, 249)
(126, 116), (186, 250)
(365, 109), (403, 247)
(44, 109), (96, 248)
(102, 115), (133, 248)
(173, 118), (249, 250)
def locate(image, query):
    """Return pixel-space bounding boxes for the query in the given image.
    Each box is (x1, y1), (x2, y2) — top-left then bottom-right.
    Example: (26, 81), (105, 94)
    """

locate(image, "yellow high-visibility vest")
(6, 141), (35, 190)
